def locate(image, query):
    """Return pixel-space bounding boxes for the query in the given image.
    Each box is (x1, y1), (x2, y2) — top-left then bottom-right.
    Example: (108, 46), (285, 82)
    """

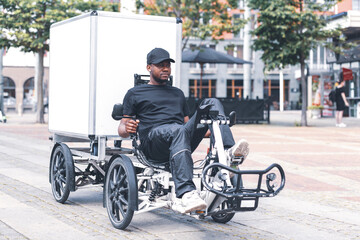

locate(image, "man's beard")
(153, 75), (168, 84)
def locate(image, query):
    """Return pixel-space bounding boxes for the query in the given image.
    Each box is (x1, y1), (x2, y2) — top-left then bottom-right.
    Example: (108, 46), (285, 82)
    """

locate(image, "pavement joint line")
(0, 220), (30, 240)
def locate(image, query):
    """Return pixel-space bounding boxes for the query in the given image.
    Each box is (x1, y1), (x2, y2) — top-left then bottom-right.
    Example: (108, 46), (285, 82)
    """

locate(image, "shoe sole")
(183, 203), (207, 214)
(232, 140), (249, 159)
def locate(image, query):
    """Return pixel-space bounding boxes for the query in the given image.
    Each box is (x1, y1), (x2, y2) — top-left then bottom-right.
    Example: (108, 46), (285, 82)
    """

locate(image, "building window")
(353, 0), (360, 10)
(320, 46), (325, 65)
(264, 79), (290, 110)
(3, 77), (16, 107)
(313, 47), (318, 65)
(227, 45), (244, 69)
(233, 14), (244, 39)
(226, 79), (243, 98)
(23, 77), (35, 106)
(189, 79), (216, 99)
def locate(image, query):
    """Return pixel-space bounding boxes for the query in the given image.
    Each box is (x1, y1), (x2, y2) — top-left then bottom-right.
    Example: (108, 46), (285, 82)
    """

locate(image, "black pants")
(141, 98), (235, 198)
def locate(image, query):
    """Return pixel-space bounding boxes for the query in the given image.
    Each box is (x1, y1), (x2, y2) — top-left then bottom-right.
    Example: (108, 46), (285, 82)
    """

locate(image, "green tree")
(0, 0), (118, 123)
(136, 0), (245, 50)
(248, 0), (346, 126)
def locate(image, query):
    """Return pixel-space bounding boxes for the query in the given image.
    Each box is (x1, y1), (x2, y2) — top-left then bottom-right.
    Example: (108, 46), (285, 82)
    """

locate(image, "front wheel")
(211, 201), (235, 223)
(105, 155), (137, 230)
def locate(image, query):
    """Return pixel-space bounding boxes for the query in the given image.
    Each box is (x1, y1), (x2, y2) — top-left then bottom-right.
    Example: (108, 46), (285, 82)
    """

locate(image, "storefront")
(325, 10), (360, 117)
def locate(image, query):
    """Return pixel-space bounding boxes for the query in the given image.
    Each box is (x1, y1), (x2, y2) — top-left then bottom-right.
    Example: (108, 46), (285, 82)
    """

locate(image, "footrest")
(202, 163), (285, 199)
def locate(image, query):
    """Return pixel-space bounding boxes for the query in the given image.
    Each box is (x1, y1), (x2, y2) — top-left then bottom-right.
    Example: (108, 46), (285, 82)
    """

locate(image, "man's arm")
(341, 92), (349, 107)
(118, 116), (139, 138)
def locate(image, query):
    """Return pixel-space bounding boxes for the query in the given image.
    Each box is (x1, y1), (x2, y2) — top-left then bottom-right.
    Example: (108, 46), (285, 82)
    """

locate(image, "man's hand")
(118, 117), (140, 138)
(125, 119), (140, 134)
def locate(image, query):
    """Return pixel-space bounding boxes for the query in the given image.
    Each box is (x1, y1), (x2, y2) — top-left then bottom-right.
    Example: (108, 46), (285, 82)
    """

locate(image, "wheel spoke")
(59, 175), (66, 184)
(55, 180), (62, 195)
(119, 186), (128, 194)
(59, 181), (65, 193)
(119, 195), (128, 206)
(118, 174), (126, 186)
(113, 168), (117, 184)
(114, 200), (121, 221)
(109, 192), (115, 200)
(54, 155), (60, 170)
(59, 155), (65, 168)
(116, 200), (126, 217)
(110, 179), (115, 190)
(116, 167), (124, 181)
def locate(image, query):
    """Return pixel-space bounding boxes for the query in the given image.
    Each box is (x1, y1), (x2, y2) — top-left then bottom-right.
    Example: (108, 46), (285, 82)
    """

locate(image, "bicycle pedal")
(195, 210), (205, 214)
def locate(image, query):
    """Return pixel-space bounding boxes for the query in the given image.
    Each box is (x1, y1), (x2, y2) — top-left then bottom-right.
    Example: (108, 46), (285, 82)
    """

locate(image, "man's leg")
(198, 98), (249, 162)
(169, 127), (207, 213)
(142, 124), (197, 197)
(199, 98), (235, 148)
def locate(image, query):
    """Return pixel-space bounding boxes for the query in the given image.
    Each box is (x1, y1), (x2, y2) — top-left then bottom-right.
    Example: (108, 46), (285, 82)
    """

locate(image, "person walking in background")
(335, 75), (349, 127)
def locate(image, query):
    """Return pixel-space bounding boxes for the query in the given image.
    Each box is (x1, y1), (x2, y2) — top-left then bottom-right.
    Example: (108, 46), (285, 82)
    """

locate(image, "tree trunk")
(300, 61), (307, 126)
(36, 49), (44, 124)
(0, 48), (4, 114)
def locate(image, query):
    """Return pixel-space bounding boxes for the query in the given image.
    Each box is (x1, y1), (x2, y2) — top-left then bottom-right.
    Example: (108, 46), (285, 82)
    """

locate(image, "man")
(118, 48), (249, 213)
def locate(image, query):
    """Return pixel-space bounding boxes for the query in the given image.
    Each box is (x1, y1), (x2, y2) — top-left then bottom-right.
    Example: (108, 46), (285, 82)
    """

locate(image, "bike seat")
(145, 159), (171, 172)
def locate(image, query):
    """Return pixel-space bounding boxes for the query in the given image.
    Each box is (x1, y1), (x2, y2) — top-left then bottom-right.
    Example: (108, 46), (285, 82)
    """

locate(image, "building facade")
(2, 0), (359, 116)
(1, 48), (49, 113)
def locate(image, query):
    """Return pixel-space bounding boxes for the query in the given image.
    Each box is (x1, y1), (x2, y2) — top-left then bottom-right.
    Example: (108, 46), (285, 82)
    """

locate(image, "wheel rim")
(108, 164), (129, 223)
(52, 151), (67, 199)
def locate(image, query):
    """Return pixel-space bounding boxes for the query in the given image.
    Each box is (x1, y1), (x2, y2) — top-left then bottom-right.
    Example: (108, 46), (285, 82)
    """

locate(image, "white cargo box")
(49, 11), (182, 139)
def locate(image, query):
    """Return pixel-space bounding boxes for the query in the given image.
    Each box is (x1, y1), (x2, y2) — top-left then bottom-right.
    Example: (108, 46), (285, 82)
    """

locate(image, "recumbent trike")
(49, 74), (285, 230)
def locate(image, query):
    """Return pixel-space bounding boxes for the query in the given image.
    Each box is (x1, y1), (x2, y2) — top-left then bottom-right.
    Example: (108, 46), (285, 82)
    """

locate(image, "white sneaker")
(338, 123), (347, 128)
(226, 139), (249, 164)
(336, 124), (339, 127)
(181, 190), (207, 213)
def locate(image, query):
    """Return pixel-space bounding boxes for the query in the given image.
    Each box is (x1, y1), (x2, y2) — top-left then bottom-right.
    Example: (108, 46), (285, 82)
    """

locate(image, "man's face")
(147, 60), (171, 84)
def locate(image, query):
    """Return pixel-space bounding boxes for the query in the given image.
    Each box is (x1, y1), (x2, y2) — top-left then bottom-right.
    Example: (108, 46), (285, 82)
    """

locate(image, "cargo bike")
(49, 74), (285, 230)
(48, 11), (285, 230)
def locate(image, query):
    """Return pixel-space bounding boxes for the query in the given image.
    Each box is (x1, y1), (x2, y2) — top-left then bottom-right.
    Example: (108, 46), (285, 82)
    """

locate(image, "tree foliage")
(0, 0), (118, 123)
(248, 0), (346, 126)
(248, 0), (344, 71)
(136, 0), (245, 49)
(0, 0), (118, 53)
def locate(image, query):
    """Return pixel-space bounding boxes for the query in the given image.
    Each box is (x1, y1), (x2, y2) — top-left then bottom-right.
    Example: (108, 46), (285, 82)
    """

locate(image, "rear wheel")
(105, 156), (137, 230)
(50, 144), (74, 203)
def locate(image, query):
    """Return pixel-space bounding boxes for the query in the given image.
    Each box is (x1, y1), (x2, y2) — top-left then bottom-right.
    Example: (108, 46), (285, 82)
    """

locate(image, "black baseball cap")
(147, 48), (175, 65)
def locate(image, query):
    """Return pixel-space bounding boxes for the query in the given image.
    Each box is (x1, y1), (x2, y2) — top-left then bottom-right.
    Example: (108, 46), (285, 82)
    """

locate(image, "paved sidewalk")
(0, 111), (360, 239)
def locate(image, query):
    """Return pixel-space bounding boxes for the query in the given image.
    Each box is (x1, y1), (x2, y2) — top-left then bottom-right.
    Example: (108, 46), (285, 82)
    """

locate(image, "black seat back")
(134, 74), (173, 86)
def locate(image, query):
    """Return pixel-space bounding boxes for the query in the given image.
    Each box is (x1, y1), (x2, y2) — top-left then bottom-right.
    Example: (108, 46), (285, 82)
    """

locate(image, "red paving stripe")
(284, 172), (344, 192)
(266, 154), (360, 167)
(323, 170), (360, 182)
